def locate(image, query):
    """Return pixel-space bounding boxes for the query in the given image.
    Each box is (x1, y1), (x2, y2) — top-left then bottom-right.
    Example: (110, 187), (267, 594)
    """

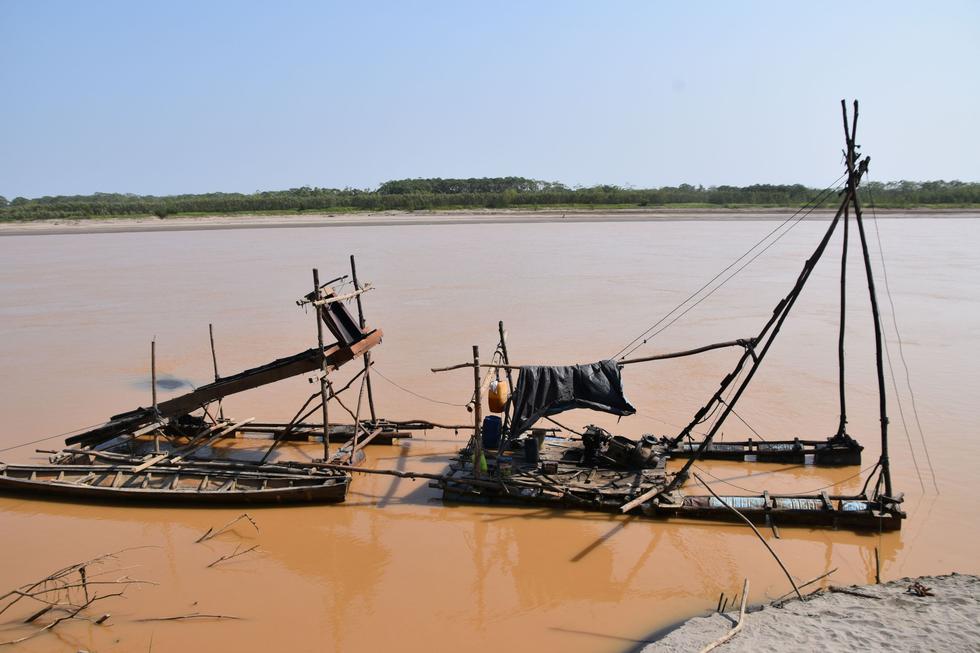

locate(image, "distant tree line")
(1, 178), (978, 222)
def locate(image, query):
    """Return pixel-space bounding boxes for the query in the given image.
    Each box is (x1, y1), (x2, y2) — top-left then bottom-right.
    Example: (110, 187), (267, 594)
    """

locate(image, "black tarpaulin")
(509, 360), (636, 436)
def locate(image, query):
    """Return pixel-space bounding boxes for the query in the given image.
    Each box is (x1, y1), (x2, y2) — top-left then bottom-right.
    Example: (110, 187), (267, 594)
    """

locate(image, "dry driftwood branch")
(196, 513), (259, 543)
(0, 591), (125, 647)
(829, 585), (881, 599)
(700, 578), (749, 653)
(22, 605), (53, 624)
(772, 568), (838, 604)
(907, 581), (934, 597)
(207, 544), (260, 568)
(0, 547), (155, 618)
(136, 612), (243, 622)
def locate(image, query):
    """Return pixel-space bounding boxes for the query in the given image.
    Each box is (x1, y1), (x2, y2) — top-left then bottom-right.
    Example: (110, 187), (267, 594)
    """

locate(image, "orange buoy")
(488, 379), (509, 413)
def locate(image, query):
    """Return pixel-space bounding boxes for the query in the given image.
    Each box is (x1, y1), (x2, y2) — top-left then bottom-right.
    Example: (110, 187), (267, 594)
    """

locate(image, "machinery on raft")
(428, 100), (905, 532)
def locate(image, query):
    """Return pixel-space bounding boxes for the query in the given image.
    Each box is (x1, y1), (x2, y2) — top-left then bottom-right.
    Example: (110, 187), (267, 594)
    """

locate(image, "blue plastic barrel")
(482, 415), (502, 449)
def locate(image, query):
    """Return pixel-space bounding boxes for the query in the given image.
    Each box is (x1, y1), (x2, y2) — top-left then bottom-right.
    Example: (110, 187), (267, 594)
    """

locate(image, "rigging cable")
(848, 187), (925, 492)
(372, 366), (469, 407)
(613, 173), (848, 360)
(0, 422), (108, 453)
(718, 399), (768, 442)
(691, 461), (880, 497)
(866, 179), (939, 493)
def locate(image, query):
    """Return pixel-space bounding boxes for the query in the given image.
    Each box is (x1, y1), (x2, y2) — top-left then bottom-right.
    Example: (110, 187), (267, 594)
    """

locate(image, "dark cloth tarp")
(509, 360), (636, 436)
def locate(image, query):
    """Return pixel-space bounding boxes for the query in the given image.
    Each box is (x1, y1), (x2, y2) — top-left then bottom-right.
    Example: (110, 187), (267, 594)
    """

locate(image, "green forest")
(1, 177), (978, 222)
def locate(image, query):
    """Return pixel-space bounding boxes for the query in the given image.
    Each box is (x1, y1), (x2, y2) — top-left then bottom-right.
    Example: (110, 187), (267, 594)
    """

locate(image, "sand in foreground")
(643, 574), (979, 652)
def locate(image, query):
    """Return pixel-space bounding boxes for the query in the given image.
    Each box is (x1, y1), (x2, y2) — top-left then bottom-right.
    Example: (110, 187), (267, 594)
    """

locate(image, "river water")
(0, 217), (977, 652)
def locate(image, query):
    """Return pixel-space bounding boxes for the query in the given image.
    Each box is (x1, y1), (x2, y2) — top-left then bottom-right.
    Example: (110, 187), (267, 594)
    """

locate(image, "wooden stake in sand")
(700, 578), (749, 653)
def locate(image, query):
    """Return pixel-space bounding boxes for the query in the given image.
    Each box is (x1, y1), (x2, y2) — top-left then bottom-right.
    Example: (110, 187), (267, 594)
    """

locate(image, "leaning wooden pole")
(662, 187), (852, 491)
(349, 373), (367, 464)
(312, 269), (331, 460)
(209, 323), (224, 421)
(350, 255), (377, 424)
(496, 321), (517, 457)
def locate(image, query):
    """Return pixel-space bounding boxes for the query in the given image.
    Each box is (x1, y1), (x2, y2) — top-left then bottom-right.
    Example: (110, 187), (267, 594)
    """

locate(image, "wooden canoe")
(0, 463), (349, 505)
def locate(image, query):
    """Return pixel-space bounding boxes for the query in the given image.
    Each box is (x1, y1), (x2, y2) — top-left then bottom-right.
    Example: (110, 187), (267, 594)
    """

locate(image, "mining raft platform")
(433, 433), (903, 532)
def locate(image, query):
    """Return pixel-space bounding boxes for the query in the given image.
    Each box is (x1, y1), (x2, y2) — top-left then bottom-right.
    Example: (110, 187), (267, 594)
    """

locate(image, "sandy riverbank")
(642, 573), (979, 652)
(1, 207), (978, 236)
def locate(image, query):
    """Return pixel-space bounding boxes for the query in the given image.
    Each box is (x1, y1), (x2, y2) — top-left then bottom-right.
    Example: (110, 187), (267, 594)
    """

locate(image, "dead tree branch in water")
(137, 612), (243, 622)
(0, 548), (156, 647)
(196, 513), (259, 543)
(0, 547), (155, 617)
(207, 544), (260, 568)
(0, 591), (125, 647)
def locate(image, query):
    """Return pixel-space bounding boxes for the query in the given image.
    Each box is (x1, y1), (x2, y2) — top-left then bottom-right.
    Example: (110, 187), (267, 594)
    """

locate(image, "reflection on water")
(0, 218), (977, 652)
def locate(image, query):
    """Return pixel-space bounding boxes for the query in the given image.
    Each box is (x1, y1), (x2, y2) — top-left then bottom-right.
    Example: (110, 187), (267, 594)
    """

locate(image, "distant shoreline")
(1, 207), (978, 237)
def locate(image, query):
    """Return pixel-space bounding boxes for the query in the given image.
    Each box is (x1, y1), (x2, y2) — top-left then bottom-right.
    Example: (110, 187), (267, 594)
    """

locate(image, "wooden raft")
(432, 438), (669, 511)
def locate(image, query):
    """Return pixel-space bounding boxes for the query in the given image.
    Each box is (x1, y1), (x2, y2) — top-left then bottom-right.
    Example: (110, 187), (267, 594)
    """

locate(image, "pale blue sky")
(1, 1), (978, 198)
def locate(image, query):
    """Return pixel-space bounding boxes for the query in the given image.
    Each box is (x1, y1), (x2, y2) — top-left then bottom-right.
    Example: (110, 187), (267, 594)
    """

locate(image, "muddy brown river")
(0, 217), (977, 651)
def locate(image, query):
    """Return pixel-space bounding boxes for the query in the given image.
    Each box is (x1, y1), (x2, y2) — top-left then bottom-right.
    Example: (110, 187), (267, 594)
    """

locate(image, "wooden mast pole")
(836, 103), (853, 439)
(845, 99), (892, 498)
(836, 204), (849, 438)
(312, 269), (331, 460)
(151, 339), (160, 452)
(151, 339), (157, 411)
(350, 255), (377, 424)
(472, 345), (483, 477)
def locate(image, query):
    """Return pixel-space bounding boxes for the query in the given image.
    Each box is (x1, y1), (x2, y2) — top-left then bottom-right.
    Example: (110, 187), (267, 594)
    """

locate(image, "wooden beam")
(66, 330), (382, 447)
(311, 284), (373, 307)
(431, 339), (753, 373)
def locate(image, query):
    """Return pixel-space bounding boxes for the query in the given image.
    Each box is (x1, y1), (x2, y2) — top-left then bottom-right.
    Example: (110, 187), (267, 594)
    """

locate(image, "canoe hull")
(0, 465), (349, 506)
